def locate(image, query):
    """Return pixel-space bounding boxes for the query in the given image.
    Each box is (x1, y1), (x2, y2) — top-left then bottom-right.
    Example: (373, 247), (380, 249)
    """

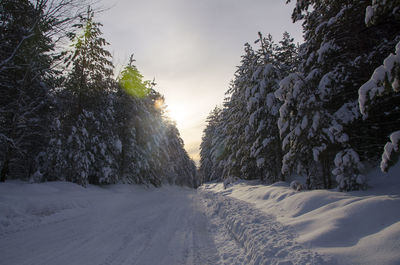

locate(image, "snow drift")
(199, 163), (400, 265)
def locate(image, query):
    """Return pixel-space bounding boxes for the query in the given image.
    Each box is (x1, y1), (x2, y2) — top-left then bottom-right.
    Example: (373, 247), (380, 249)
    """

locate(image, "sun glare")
(167, 104), (186, 126)
(154, 98), (164, 110)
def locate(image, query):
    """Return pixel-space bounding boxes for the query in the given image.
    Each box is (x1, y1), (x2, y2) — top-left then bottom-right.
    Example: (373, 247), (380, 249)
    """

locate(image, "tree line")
(200, 0), (400, 191)
(0, 0), (197, 187)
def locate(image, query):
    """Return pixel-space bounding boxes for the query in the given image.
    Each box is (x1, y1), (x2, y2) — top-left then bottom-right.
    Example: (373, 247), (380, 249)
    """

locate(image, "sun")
(154, 98), (164, 110)
(167, 104), (187, 126)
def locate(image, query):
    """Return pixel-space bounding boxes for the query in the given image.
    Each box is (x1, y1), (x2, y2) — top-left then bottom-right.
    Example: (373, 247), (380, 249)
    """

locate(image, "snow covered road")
(0, 181), (329, 265)
(0, 184), (220, 265)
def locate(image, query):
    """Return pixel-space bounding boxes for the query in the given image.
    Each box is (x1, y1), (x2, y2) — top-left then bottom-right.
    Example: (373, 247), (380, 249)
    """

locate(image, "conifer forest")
(2, 1), (400, 265)
(199, 0), (400, 191)
(0, 0), (197, 187)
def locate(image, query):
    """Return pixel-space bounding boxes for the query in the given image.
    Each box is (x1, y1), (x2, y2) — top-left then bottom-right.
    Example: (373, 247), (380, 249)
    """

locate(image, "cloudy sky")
(98, 0), (303, 164)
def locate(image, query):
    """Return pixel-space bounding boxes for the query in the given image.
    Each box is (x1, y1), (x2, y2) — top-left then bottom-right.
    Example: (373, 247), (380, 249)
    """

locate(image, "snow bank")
(0, 181), (89, 235)
(201, 188), (332, 265)
(199, 163), (400, 265)
(0, 181), (151, 235)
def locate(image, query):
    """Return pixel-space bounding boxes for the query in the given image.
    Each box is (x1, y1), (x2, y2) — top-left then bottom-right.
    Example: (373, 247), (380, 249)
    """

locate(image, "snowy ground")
(0, 183), (223, 265)
(200, 163), (400, 265)
(1, 165), (399, 265)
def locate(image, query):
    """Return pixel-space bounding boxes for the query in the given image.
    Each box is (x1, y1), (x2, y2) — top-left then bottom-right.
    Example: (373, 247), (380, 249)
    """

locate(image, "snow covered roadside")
(199, 189), (333, 265)
(199, 163), (400, 265)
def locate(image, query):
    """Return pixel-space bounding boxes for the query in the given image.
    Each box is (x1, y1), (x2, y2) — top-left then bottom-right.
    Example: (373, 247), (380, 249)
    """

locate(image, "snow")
(247, 96), (258, 112)
(200, 187), (330, 265)
(312, 112), (320, 132)
(0, 182), (227, 265)
(312, 144), (327, 162)
(390, 131), (400, 150)
(381, 130), (400, 172)
(200, 162), (400, 265)
(266, 92), (275, 110)
(334, 102), (360, 125)
(2, 164), (400, 265)
(262, 137), (272, 147)
(365, 5), (374, 25)
(256, 157), (265, 168)
(301, 115), (308, 130)
(317, 41), (338, 63)
(359, 41), (400, 116)
(318, 73), (332, 98)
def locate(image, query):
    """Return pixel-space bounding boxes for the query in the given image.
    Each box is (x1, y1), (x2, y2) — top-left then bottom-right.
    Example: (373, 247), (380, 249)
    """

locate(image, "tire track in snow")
(197, 193), (248, 265)
(200, 190), (337, 265)
(130, 191), (220, 265)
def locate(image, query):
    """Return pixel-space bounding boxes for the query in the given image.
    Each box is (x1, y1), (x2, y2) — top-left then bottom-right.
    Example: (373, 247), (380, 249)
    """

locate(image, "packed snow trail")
(0, 184), (222, 265)
(199, 189), (332, 265)
(0, 181), (330, 265)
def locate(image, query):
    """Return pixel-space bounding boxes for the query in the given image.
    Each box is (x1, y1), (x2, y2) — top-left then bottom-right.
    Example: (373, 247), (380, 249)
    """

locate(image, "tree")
(282, 0), (400, 190)
(222, 43), (260, 181)
(42, 7), (118, 186)
(115, 56), (197, 187)
(0, 0), (55, 182)
(245, 32), (299, 184)
(200, 107), (223, 183)
(359, 0), (400, 172)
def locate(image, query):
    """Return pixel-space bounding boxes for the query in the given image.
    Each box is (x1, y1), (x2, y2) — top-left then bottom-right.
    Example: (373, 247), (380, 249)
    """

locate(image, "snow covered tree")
(245, 33), (282, 183)
(163, 122), (197, 187)
(200, 107), (224, 183)
(246, 32), (300, 184)
(200, 32), (297, 184)
(200, 32), (299, 185)
(280, 0), (400, 190)
(0, 0), (56, 182)
(222, 43), (260, 181)
(115, 56), (197, 187)
(41, 7), (118, 186)
(275, 31), (299, 75)
(359, 0), (400, 172)
(332, 149), (366, 191)
(365, 0), (400, 27)
(359, 43), (400, 171)
(199, 0), (400, 191)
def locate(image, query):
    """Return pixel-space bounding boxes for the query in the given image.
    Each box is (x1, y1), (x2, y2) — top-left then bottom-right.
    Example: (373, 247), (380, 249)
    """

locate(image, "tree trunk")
(0, 158), (9, 182)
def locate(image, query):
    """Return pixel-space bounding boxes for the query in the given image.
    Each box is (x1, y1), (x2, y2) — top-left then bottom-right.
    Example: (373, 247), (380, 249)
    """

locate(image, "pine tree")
(245, 32), (300, 184)
(222, 43), (260, 181)
(43, 7), (117, 186)
(116, 56), (197, 187)
(283, 0), (399, 190)
(245, 33), (282, 183)
(359, 0), (400, 172)
(0, 0), (55, 182)
(200, 107), (223, 183)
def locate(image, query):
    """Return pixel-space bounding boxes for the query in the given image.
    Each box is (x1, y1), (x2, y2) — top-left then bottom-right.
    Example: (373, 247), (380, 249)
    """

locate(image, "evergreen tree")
(43, 7), (117, 186)
(359, 0), (400, 172)
(0, 0), (55, 182)
(200, 107), (223, 183)
(116, 56), (197, 187)
(283, 0), (400, 190)
(222, 43), (259, 181)
(246, 32), (298, 184)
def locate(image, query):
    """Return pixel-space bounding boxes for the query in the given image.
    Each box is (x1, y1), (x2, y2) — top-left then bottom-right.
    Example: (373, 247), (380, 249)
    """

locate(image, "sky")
(98, 0), (303, 164)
